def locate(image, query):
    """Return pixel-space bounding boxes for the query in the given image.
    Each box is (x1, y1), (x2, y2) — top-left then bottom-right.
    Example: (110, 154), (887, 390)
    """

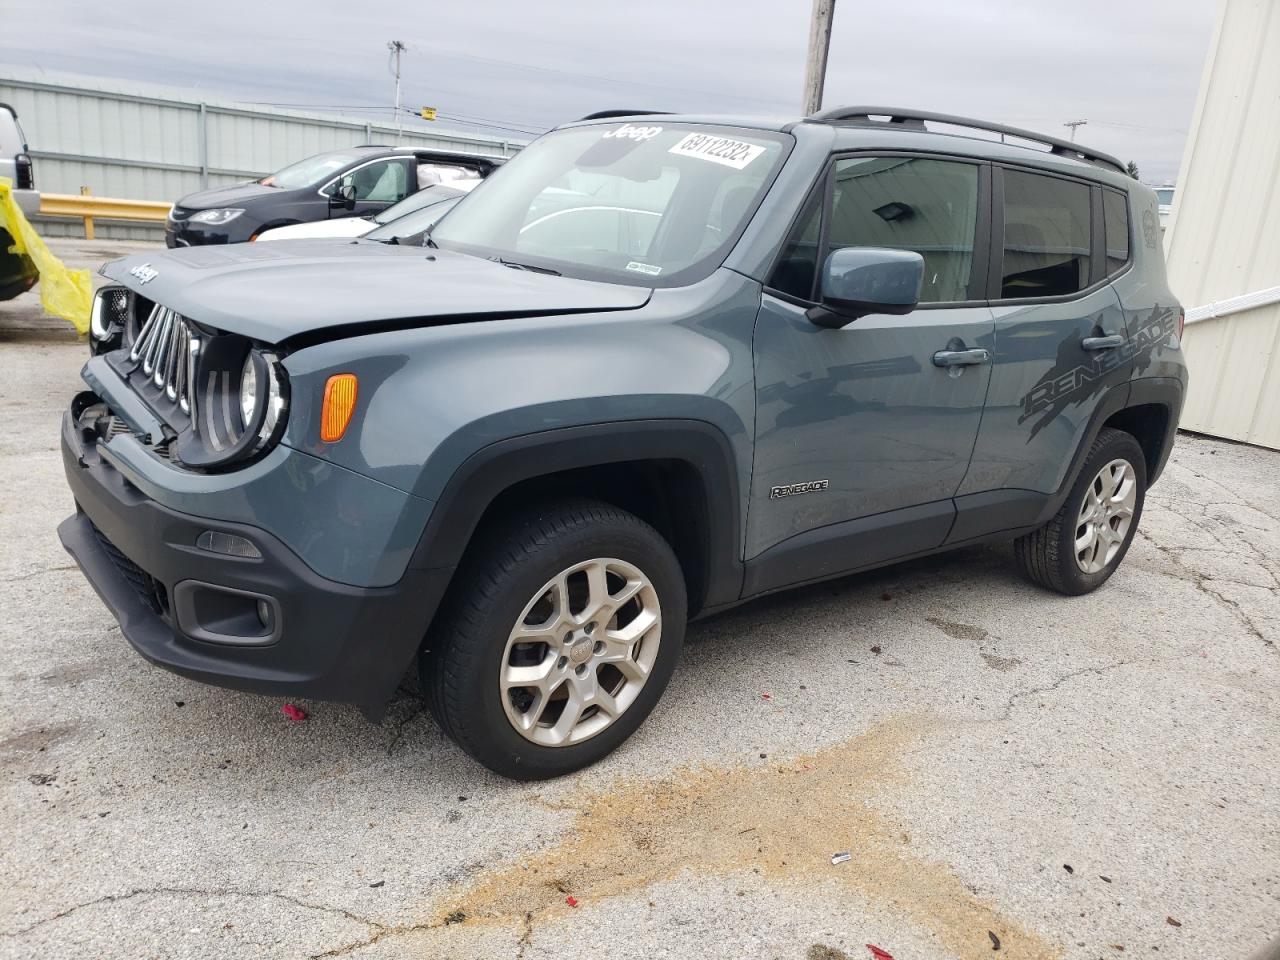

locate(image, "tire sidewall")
(1056, 431), (1148, 593)
(445, 512), (685, 780)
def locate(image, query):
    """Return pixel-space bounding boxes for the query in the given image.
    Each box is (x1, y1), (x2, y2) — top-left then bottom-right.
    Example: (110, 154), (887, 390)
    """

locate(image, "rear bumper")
(60, 413), (453, 709)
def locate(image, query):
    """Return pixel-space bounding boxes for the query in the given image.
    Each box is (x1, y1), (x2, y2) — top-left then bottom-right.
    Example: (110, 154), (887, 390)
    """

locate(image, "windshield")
(262, 151), (359, 189)
(430, 122), (789, 285)
(370, 184), (466, 226)
(365, 196), (462, 242)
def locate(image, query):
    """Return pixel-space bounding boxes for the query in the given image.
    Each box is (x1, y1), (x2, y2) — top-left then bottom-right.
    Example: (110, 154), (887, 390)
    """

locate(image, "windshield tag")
(668, 133), (766, 170)
(625, 261), (662, 276)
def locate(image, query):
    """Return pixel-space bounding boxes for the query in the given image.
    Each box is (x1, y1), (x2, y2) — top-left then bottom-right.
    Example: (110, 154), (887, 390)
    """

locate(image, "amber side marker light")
(320, 374), (358, 442)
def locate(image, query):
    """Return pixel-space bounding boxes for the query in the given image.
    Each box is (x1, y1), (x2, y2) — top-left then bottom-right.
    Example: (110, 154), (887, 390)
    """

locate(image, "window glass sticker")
(668, 132), (767, 170)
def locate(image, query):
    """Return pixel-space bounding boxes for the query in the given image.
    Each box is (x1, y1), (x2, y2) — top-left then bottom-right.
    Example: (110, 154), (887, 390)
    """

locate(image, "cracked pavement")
(2, 324), (1278, 958)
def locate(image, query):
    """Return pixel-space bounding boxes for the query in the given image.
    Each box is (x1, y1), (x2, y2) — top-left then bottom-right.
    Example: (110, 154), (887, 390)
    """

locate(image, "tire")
(421, 498), (686, 780)
(1014, 427), (1147, 596)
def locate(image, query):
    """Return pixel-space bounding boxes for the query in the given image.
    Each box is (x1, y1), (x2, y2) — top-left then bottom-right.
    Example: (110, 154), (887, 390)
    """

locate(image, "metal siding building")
(0, 70), (525, 240)
(1165, 0), (1280, 450)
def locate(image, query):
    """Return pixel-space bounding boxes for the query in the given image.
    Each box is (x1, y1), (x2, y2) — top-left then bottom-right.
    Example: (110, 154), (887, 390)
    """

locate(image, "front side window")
(768, 187), (823, 300)
(1103, 189), (1130, 276)
(768, 155), (980, 304)
(431, 123), (789, 286)
(262, 152), (358, 190)
(827, 156), (980, 303)
(1000, 170), (1092, 299)
(336, 159), (411, 203)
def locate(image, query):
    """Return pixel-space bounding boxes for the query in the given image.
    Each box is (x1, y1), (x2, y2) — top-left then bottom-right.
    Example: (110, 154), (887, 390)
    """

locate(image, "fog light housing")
(196, 530), (262, 559)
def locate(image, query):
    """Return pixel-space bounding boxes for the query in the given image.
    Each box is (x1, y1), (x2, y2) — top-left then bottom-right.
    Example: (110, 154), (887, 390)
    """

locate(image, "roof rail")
(808, 106), (1126, 175)
(577, 110), (672, 122)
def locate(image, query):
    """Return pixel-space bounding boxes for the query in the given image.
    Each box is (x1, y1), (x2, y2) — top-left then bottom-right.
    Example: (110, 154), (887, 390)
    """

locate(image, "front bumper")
(165, 217), (256, 247)
(59, 409), (453, 710)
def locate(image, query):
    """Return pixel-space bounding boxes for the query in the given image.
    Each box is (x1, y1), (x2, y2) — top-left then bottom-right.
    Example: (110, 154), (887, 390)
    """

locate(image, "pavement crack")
(994, 658), (1146, 721)
(1137, 529), (1275, 651)
(308, 917), (451, 958)
(515, 911), (534, 959)
(384, 703), (425, 758)
(5, 564), (77, 583)
(1, 887), (385, 940)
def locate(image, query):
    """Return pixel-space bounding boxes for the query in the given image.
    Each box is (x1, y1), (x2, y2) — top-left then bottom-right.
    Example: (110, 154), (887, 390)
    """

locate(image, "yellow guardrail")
(39, 188), (170, 240)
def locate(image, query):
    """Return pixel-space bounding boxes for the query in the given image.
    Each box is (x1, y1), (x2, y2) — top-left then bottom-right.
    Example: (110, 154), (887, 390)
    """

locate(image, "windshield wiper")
(492, 256), (560, 277)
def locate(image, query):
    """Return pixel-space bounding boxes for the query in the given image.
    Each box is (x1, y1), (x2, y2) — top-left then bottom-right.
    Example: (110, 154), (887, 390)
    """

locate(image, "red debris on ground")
(866, 945), (894, 960)
(565, 895), (579, 907)
(761, 693), (773, 701)
(281, 703), (307, 722)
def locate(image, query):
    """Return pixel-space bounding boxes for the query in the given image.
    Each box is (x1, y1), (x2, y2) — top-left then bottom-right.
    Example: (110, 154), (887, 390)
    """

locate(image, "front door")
(747, 154), (996, 584)
(325, 157), (413, 219)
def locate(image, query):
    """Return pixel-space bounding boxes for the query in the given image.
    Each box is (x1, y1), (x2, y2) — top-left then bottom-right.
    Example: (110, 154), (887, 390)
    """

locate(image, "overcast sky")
(3, 0), (1215, 182)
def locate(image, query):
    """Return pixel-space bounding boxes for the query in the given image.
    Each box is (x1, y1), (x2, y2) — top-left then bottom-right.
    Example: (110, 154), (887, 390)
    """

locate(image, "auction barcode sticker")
(668, 133), (766, 170)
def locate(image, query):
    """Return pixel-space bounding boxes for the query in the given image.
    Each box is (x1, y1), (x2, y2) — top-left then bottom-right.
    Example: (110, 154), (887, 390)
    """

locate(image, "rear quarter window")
(1103, 189), (1130, 276)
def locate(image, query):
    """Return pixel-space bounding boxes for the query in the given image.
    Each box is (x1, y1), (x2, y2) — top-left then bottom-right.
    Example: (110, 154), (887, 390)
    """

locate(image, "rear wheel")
(421, 498), (686, 780)
(1014, 428), (1147, 595)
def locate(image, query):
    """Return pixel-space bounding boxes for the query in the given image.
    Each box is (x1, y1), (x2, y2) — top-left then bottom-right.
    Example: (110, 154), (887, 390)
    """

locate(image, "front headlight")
(190, 208), (244, 225)
(239, 353), (257, 426)
(175, 341), (288, 470)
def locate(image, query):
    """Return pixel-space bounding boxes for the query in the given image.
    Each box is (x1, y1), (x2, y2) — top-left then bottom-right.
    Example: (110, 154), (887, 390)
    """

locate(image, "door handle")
(932, 348), (990, 368)
(1082, 334), (1124, 350)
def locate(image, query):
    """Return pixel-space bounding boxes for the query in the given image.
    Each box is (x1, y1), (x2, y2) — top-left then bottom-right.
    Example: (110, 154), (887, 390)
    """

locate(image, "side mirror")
(808, 247), (924, 329)
(330, 181), (357, 211)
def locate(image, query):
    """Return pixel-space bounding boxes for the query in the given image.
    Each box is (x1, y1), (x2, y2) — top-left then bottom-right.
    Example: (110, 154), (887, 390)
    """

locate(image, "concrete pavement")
(1, 306), (1277, 959)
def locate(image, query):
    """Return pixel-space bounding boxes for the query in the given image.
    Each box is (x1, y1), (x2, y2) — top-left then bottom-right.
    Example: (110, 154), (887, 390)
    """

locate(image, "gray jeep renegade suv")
(60, 107), (1187, 779)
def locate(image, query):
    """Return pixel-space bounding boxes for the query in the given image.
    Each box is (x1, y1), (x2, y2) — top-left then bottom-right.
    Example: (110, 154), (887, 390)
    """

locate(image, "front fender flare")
(406, 419), (746, 611)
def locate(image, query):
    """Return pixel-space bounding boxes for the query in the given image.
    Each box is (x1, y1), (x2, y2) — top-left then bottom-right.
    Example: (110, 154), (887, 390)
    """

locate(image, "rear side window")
(1000, 170), (1092, 299)
(1103, 189), (1130, 276)
(827, 157), (979, 303)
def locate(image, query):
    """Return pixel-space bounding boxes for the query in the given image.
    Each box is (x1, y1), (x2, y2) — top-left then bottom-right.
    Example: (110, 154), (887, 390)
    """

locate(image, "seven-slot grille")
(129, 304), (199, 417)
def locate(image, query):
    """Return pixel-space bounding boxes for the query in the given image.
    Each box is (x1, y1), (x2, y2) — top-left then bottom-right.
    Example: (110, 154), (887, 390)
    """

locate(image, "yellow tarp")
(0, 176), (92, 334)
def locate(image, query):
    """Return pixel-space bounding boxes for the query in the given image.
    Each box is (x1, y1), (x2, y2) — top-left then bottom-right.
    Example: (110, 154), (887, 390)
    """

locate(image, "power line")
(406, 46), (788, 109)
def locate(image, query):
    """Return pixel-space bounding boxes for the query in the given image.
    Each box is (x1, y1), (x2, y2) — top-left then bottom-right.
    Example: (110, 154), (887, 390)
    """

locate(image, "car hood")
(175, 181), (278, 210)
(255, 218), (374, 242)
(101, 242), (652, 344)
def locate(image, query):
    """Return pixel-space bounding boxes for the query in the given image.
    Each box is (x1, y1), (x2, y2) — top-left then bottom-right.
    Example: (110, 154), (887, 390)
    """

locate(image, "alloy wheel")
(499, 558), (661, 747)
(1075, 458), (1138, 574)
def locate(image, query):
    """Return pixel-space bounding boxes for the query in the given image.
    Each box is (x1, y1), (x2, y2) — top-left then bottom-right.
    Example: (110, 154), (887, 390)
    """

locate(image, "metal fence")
(0, 72), (524, 240)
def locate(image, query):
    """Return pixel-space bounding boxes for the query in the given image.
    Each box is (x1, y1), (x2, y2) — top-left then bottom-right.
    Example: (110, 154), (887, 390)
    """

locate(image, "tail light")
(14, 153), (33, 191)
(1176, 307), (1185, 341)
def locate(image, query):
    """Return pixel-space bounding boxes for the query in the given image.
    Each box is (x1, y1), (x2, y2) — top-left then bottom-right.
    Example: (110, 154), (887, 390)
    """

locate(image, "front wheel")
(1014, 427), (1147, 595)
(421, 499), (686, 780)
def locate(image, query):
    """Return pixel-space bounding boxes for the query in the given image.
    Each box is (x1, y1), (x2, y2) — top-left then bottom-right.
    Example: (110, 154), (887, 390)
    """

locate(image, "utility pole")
(388, 40), (407, 144)
(801, 0), (836, 116)
(1064, 119), (1087, 142)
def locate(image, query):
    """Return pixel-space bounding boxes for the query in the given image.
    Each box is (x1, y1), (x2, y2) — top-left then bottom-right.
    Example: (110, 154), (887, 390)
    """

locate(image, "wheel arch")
(407, 420), (746, 619)
(1104, 377), (1185, 486)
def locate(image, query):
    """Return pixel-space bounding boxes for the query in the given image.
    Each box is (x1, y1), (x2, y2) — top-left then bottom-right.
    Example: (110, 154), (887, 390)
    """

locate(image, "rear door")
(748, 153), (996, 573)
(956, 166), (1131, 510)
